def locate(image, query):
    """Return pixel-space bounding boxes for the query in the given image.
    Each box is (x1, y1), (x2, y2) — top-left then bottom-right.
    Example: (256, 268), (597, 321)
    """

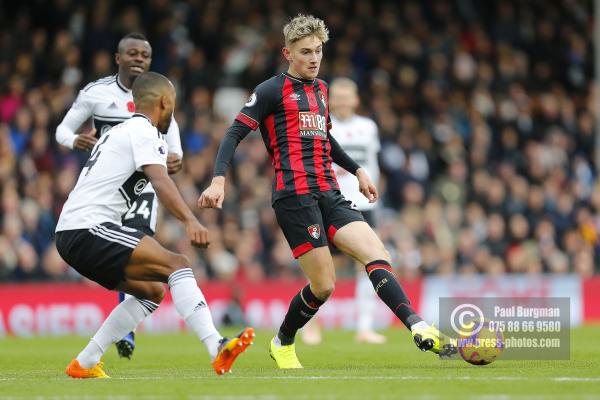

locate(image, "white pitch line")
(1, 376), (599, 382)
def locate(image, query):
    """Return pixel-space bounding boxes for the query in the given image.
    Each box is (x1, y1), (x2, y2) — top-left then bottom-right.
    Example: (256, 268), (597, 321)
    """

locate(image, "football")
(458, 320), (505, 365)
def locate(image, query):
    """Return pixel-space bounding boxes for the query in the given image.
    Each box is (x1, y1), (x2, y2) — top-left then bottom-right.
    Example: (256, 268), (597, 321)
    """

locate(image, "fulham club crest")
(307, 224), (321, 240)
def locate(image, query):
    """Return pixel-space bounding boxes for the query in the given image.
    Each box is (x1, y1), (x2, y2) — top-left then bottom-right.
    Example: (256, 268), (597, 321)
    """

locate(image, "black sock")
(365, 260), (422, 329)
(277, 285), (324, 345)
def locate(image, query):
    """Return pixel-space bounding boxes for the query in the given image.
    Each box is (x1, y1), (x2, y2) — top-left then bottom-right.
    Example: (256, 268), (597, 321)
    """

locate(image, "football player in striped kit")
(199, 14), (457, 368)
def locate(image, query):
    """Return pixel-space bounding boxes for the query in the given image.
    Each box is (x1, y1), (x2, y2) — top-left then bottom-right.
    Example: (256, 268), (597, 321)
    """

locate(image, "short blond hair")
(283, 14), (329, 47)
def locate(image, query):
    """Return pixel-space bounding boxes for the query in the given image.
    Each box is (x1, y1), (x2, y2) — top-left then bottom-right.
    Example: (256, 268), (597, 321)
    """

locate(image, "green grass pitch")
(1, 326), (599, 399)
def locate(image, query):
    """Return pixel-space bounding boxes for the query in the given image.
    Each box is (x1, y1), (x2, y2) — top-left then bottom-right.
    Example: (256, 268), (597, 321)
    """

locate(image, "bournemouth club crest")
(308, 224), (321, 240)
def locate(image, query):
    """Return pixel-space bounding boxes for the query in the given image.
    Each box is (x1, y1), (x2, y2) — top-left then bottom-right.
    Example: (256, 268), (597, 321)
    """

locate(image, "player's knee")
(380, 247), (392, 263)
(145, 284), (166, 304)
(312, 282), (335, 301)
(166, 253), (191, 274)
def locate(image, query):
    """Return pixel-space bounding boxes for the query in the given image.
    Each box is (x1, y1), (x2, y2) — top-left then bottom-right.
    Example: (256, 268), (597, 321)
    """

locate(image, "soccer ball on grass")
(457, 320), (504, 365)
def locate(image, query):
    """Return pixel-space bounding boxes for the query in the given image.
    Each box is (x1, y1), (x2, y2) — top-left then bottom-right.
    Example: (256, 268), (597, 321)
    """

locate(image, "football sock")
(410, 321), (430, 331)
(168, 268), (222, 359)
(277, 284), (324, 345)
(365, 260), (423, 329)
(77, 297), (157, 368)
(356, 271), (377, 332)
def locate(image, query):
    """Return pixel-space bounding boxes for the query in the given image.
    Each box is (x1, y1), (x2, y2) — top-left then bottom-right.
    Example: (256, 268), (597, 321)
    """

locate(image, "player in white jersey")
(301, 77), (385, 345)
(57, 72), (254, 379)
(55, 33), (183, 359)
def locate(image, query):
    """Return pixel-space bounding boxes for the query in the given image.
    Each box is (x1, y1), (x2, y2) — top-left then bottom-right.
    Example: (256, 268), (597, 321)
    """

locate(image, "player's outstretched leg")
(365, 260), (456, 357)
(115, 292), (136, 359)
(66, 282), (164, 379)
(333, 222), (457, 357)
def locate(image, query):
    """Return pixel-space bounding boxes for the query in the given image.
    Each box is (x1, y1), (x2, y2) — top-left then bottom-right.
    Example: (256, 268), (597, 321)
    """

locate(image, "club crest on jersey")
(307, 224), (321, 240)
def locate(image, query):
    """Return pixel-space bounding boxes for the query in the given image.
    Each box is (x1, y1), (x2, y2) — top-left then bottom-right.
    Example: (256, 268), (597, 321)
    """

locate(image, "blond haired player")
(200, 14), (456, 369)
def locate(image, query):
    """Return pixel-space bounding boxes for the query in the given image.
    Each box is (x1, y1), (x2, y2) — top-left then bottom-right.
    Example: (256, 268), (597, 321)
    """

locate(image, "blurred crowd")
(1, 0), (599, 284)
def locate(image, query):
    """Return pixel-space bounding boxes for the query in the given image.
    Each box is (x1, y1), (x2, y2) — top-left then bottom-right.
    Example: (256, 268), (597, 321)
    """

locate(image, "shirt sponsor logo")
(134, 179), (148, 195)
(307, 224), (321, 240)
(299, 112), (327, 138)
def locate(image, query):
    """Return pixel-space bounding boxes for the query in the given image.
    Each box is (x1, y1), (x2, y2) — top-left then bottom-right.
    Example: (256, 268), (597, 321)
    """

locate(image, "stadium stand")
(0, 0), (597, 285)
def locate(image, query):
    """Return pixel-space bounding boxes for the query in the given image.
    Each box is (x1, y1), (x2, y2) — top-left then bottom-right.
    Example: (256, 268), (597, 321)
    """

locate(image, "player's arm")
(198, 121), (253, 209)
(55, 90), (98, 151)
(164, 114), (184, 175)
(198, 83), (274, 209)
(144, 164), (209, 247)
(329, 133), (378, 203)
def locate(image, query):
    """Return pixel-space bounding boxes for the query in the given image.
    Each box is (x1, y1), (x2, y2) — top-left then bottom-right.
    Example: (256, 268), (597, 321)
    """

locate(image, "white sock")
(272, 335), (282, 347)
(77, 297), (157, 368)
(410, 321), (430, 332)
(356, 271), (376, 333)
(168, 268), (222, 359)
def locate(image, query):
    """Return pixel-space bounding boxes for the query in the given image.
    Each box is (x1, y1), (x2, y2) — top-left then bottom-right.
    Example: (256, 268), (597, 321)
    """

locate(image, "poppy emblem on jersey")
(127, 101), (135, 112)
(307, 224), (321, 240)
(245, 92), (257, 107)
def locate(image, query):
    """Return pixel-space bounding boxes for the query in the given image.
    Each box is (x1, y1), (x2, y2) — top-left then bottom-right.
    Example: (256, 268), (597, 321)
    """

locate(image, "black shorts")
(55, 222), (146, 290)
(361, 209), (377, 228)
(273, 190), (364, 258)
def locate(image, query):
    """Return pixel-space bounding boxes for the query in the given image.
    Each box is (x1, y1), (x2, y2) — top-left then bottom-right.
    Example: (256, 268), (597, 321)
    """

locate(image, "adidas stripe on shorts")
(56, 222), (146, 290)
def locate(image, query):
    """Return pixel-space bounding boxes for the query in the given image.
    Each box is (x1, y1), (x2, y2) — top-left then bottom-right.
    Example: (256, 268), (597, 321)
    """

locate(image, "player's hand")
(185, 219), (210, 248)
(356, 168), (378, 203)
(198, 177), (225, 209)
(167, 153), (183, 175)
(73, 128), (98, 151)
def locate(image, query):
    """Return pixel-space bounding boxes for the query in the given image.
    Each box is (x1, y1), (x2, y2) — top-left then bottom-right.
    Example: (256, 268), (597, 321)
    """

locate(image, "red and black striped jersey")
(235, 72), (340, 202)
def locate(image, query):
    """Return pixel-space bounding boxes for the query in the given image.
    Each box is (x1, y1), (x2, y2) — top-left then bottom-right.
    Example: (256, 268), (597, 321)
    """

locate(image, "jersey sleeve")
(164, 114), (183, 159)
(55, 90), (95, 149)
(130, 127), (168, 170)
(234, 82), (276, 130)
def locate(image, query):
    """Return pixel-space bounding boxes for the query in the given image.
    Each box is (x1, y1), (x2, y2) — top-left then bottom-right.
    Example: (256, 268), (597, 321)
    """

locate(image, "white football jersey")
(56, 74), (182, 203)
(56, 74), (182, 157)
(56, 114), (168, 231)
(330, 114), (380, 211)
